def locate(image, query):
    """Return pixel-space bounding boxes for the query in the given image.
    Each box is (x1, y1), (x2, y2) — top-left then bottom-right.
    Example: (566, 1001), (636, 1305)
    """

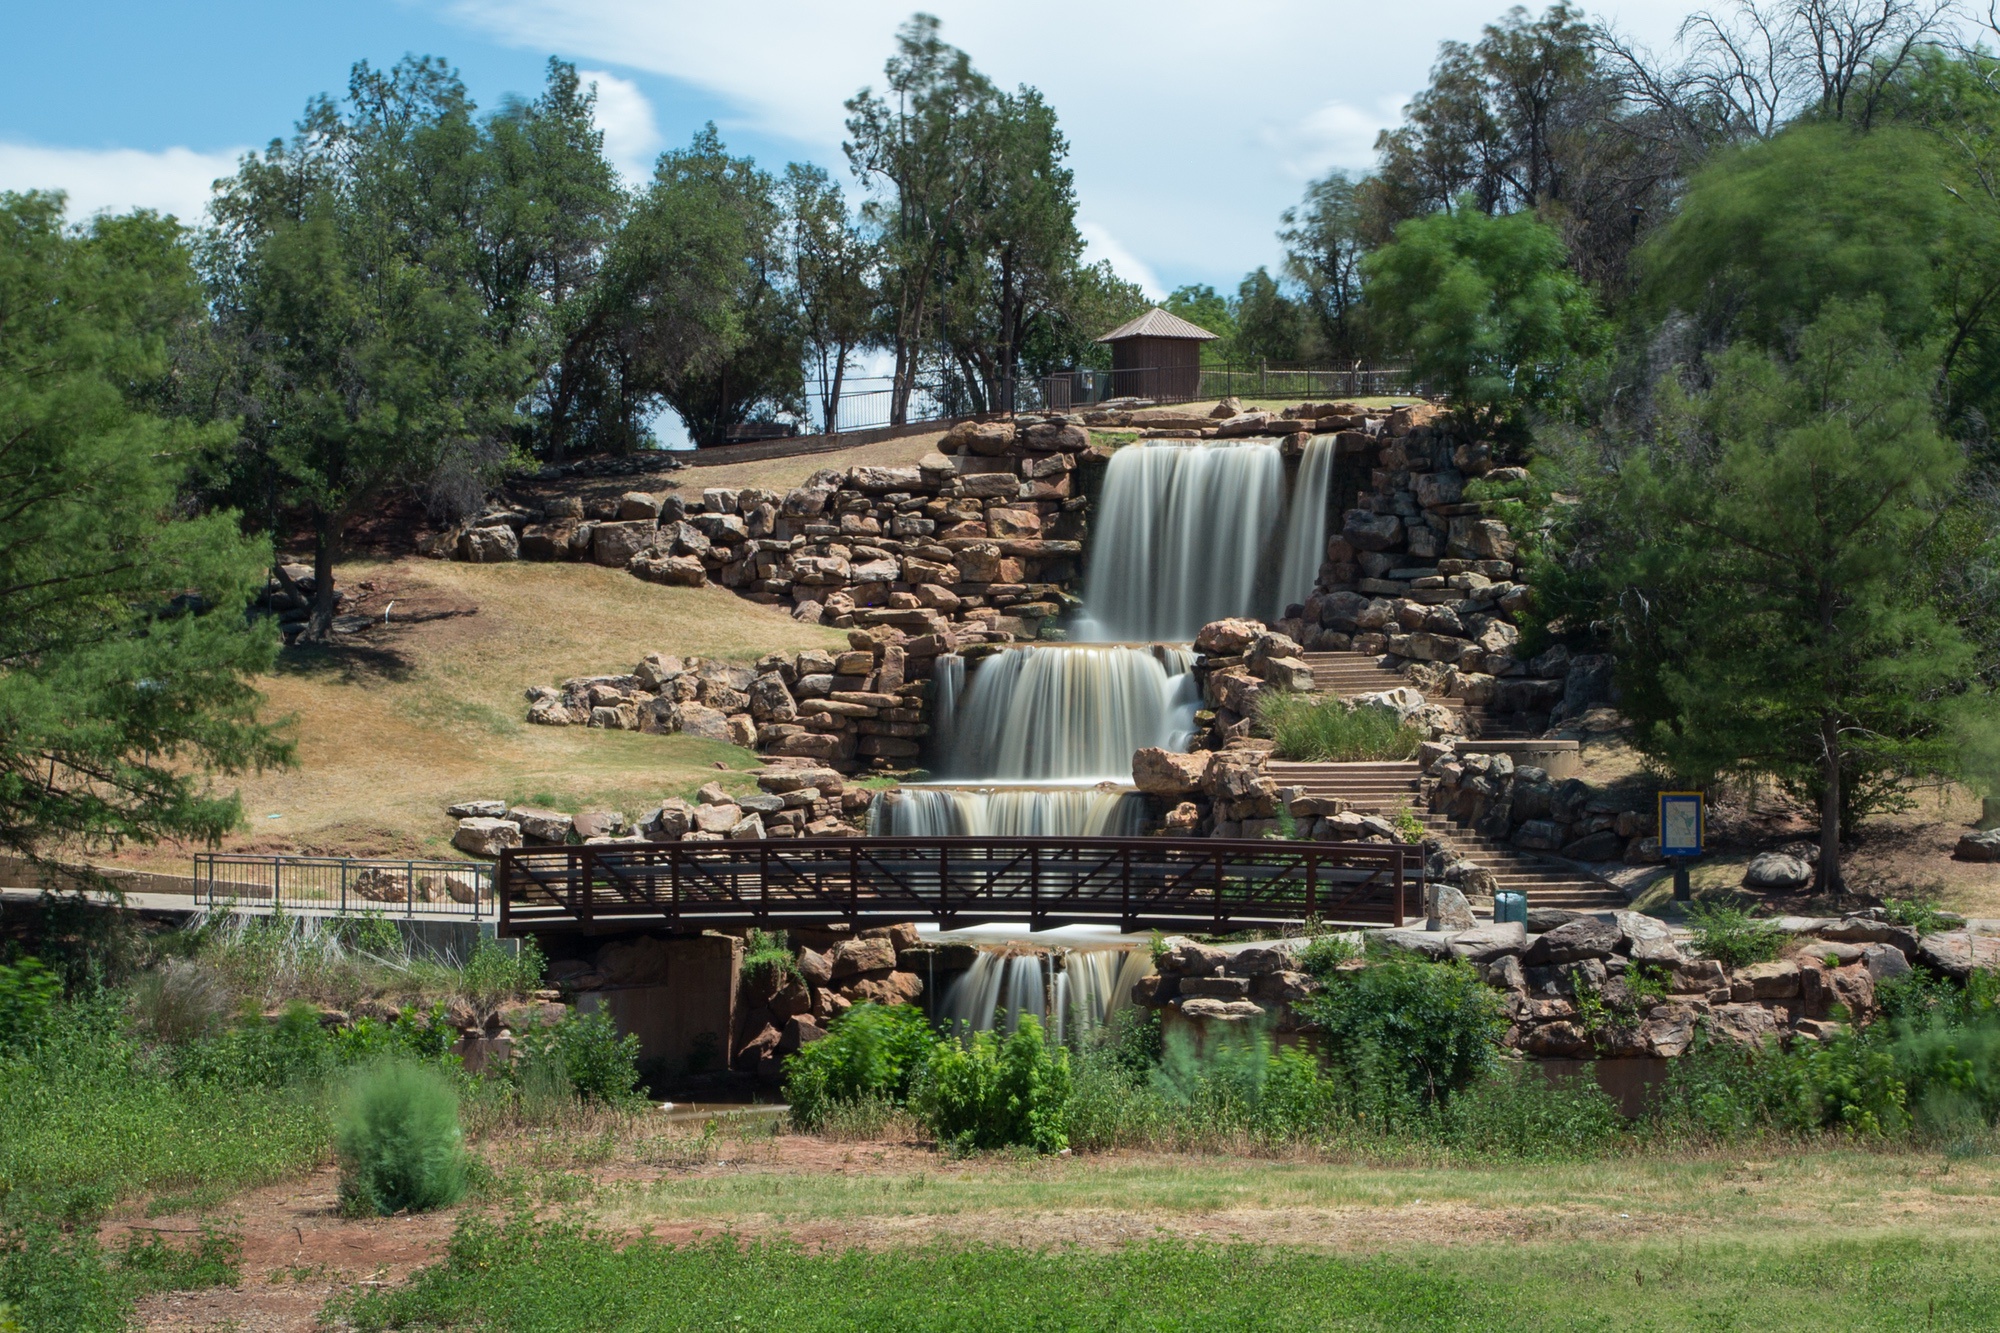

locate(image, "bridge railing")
(497, 837), (1418, 935)
(193, 854), (493, 919)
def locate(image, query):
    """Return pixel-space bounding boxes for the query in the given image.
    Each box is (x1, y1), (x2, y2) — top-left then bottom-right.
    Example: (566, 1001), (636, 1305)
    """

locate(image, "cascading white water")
(869, 785), (1150, 837)
(1274, 434), (1337, 615)
(941, 946), (1155, 1041)
(932, 644), (1199, 782)
(1078, 440), (1287, 642)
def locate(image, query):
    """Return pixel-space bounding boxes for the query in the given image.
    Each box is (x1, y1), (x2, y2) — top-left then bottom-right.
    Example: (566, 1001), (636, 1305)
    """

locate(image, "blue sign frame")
(1657, 791), (1705, 858)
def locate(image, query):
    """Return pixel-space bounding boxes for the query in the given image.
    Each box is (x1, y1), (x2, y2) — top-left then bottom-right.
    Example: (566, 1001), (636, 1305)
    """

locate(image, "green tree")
(614, 126), (799, 446)
(0, 194), (289, 857)
(1361, 203), (1603, 427)
(783, 163), (877, 434)
(1598, 303), (1968, 893)
(1232, 266), (1312, 366)
(206, 58), (529, 637)
(1163, 283), (1237, 364)
(1280, 170), (1370, 362)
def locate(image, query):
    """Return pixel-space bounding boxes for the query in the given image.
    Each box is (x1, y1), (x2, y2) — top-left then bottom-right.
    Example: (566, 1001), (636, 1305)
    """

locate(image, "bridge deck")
(498, 837), (1419, 935)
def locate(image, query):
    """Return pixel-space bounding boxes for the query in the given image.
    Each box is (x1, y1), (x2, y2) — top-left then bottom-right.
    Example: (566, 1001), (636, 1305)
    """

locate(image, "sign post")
(1657, 791), (1705, 902)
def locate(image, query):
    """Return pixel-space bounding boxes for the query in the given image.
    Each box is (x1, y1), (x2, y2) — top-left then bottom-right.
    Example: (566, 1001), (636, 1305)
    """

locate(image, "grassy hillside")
(113, 559), (848, 872)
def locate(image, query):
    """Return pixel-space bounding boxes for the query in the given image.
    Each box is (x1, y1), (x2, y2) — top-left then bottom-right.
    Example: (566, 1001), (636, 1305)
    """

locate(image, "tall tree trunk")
(304, 514), (339, 644)
(1818, 713), (1844, 898)
(824, 347), (847, 436)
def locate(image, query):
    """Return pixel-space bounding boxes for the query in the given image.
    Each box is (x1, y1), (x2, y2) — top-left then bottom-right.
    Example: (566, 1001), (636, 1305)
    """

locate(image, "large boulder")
(941, 420), (1016, 456)
(1132, 747), (1213, 797)
(1954, 829), (2000, 862)
(507, 807), (573, 843)
(1342, 510), (1404, 552)
(1743, 852), (1814, 891)
(1522, 917), (1622, 965)
(830, 936), (898, 978)
(453, 817), (521, 858)
(460, 525), (520, 563)
(1194, 618), (1262, 655)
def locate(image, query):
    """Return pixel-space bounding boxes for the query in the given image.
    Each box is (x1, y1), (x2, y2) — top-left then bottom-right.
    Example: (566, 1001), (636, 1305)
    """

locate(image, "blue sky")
(2, 0), (1706, 295)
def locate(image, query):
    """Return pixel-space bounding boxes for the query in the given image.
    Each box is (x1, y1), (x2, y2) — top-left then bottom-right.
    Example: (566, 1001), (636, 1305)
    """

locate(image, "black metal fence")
(193, 854), (493, 919)
(498, 836), (1418, 935)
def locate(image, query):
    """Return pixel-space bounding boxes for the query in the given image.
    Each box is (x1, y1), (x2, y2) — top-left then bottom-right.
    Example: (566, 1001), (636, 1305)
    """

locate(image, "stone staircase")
(1268, 759), (1629, 914)
(1300, 651), (1541, 740)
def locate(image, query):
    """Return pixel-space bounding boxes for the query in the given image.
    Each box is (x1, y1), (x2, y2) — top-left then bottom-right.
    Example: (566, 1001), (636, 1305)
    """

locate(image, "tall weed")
(912, 1015), (1072, 1153)
(1254, 693), (1424, 762)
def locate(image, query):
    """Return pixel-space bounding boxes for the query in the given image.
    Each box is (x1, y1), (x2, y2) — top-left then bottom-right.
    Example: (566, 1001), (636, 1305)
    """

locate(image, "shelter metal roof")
(1094, 307), (1220, 343)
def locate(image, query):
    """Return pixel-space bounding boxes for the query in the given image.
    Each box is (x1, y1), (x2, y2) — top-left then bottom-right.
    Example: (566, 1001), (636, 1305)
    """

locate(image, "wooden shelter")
(1095, 307), (1218, 402)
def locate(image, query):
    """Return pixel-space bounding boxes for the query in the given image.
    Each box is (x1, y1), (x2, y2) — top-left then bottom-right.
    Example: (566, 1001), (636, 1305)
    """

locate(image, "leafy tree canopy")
(1361, 203), (1604, 426)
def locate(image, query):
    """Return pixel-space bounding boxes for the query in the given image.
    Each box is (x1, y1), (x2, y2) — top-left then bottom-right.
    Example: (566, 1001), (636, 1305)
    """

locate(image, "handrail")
(497, 836), (1419, 935)
(192, 853), (493, 919)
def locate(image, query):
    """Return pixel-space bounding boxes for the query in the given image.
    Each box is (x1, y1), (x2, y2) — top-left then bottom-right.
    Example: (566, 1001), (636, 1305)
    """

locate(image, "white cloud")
(578, 68), (661, 183)
(439, 1), (1708, 286)
(0, 142), (245, 224)
(1079, 221), (1165, 301)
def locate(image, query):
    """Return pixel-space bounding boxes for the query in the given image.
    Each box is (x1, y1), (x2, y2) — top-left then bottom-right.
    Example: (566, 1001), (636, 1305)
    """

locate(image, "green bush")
(1254, 694), (1424, 763)
(336, 1061), (469, 1216)
(783, 1002), (937, 1130)
(913, 1014), (1072, 1153)
(0, 1224), (128, 1333)
(1300, 956), (1505, 1119)
(1685, 901), (1784, 968)
(459, 937), (545, 1012)
(511, 1009), (644, 1108)
(740, 928), (798, 985)
(1440, 1065), (1623, 1158)
(116, 1222), (241, 1294)
(0, 959), (61, 1049)
(1297, 933), (1360, 980)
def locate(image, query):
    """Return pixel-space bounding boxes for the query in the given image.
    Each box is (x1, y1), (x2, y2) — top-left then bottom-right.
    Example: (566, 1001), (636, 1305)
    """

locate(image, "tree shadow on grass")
(274, 637), (418, 687)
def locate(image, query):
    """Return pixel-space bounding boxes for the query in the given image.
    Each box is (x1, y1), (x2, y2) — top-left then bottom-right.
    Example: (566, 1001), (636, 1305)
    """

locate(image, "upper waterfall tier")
(1077, 438), (1335, 642)
(929, 644), (1198, 782)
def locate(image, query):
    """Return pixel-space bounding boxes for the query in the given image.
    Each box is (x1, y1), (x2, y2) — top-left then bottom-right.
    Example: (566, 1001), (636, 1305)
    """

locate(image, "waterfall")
(929, 653), (964, 763)
(942, 946), (1155, 1042)
(870, 785), (1150, 837)
(1078, 440), (1287, 642)
(1275, 434), (1337, 614)
(930, 644), (1199, 782)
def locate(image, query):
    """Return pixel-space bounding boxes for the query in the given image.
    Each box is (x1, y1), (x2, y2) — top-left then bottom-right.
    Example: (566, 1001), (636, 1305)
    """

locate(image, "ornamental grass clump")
(336, 1061), (469, 1216)
(1255, 694), (1423, 763)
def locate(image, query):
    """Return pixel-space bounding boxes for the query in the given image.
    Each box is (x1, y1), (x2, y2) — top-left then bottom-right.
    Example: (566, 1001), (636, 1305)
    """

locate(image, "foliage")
(1361, 203), (1605, 427)
(116, 1222), (242, 1294)
(1392, 802), (1427, 843)
(783, 163), (877, 433)
(1297, 933), (1360, 980)
(510, 1009), (644, 1108)
(1300, 956), (1506, 1117)
(1684, 901), (1785, 969)
(911, 1015), (1072, 1153)
(1591, 302), (1967, 885)
(1254, 693), (1424, 762)
(1163, 284), (1237, 363)
(0, 960), (61, 1050)
(1880, 895), (1954, 940)
(203, 57), (533, 637)
(336, 1059), (469, 1216)
(740, 928), (799, 985)
(1280, 169), (1369, 362)
(0, 193), (288, 855)
(0, 1224), (128, 1333)
(459, 936), (546, 1013)
(1438, 1064), (1623, 1159)
(783, 1002), (937, 1130)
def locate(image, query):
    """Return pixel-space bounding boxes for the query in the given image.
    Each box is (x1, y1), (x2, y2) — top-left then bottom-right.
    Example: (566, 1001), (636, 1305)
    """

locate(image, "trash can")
(1493, 890), (1527, 924)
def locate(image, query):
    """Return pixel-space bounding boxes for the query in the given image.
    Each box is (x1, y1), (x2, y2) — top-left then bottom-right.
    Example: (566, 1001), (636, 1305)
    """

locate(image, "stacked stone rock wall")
(439, 415), (1099, 639)
(1137, 908), (1965, 1061)
(1424, 750), (1660, 866)
(519, 629), (954, 773)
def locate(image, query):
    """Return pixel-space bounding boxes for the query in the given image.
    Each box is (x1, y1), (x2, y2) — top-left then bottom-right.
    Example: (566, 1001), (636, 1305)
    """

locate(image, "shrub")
(0, 958), (61, 1049)
(1685, 901), (1784, 968)
(458, 937), (545, 1013)
(740, 929), (798, 985)
(116, 1223), (241, 1293)
(0, 1224), (127, 1333)
(1300, 957), (1505, 1118)
(1254, 694), (1423, 763)
(783, 1002), (937, 1130)
(336, 1061), (469, 1216)
(913, 1014), (1072, 1153)
(511, 1010), (644, 1108)
(1297, 933), (1360, 980)
(1440, 1065), (1623, 1159)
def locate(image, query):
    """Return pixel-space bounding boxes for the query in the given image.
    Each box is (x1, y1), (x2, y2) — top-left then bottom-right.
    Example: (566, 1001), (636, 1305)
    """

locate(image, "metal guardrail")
(192, 854), (494, 919)
(498, 837), (1419, 935)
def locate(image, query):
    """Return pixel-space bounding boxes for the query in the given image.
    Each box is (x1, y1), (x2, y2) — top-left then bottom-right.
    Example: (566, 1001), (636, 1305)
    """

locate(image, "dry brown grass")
(110, 558), (848, 872)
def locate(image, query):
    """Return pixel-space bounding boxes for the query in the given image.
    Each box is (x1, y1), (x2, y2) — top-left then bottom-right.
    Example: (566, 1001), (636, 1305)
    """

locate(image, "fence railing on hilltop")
(193, 854), (493, 919)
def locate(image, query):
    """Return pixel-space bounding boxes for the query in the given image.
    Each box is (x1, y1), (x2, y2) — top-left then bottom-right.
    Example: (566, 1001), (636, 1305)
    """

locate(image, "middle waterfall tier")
(928, 644), (1199, 782)
(868, 785), (1149, 837)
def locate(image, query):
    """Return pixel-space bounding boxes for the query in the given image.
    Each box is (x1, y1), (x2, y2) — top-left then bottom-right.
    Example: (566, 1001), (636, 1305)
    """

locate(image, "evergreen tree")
(1597, 302), (1967, 893)
(0, 195), (288, 857)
